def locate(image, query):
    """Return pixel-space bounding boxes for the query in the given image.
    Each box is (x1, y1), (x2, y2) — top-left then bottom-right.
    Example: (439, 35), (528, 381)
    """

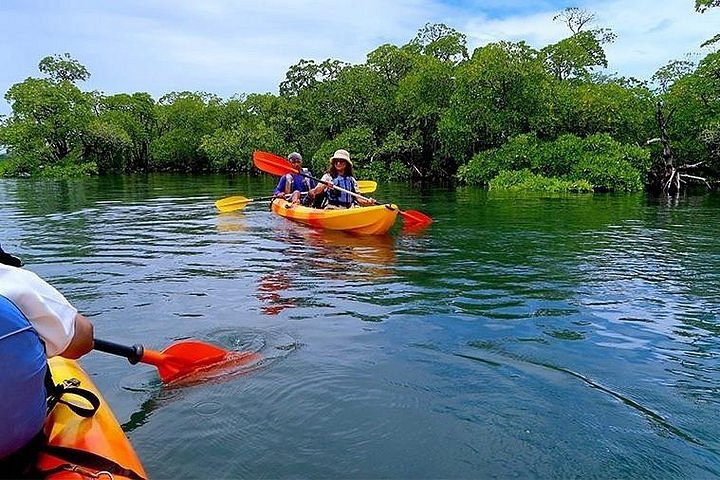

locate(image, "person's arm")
(274, 176), (288, 197)
(0, 266), (94, 359)
(61, 313), (94, 359)
(311, 174), (333, 196)
(284, 174), (294, 194)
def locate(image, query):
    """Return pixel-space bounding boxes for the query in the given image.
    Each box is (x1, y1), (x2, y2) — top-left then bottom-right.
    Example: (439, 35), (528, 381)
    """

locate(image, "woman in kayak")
(310, 149), (376, 209)
(0, 259), (94, 477)
(273, 152), (314, 205)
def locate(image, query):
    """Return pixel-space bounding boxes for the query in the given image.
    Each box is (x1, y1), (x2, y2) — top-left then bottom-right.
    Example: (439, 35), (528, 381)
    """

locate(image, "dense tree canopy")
(1, 11), (718, 192)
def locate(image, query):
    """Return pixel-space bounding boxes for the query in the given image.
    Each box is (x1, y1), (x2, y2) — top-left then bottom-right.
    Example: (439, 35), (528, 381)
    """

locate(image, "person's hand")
(369, 197), (377, 205)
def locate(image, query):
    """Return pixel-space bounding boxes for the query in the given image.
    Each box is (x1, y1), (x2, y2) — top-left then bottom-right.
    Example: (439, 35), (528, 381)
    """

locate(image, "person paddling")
(0, 260), (94, 477)
(310, 149), (376, 209)
(273, 152), (314, 205)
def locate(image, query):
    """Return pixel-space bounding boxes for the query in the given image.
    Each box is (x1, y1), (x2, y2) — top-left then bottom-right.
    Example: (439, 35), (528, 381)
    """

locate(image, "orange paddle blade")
(400, 209), (432, 227)
(141, 340), (230, 383)
(253, 151), (297, 176)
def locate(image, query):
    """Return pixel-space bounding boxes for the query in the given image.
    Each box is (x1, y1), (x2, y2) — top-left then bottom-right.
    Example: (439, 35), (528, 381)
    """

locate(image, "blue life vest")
(327, 175), (356, 207)
(0, 295), (47, 458)
(274, 171), (313, 195)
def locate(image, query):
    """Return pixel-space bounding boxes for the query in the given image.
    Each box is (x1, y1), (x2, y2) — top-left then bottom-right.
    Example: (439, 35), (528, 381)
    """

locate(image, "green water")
(2, 175), (720, 478)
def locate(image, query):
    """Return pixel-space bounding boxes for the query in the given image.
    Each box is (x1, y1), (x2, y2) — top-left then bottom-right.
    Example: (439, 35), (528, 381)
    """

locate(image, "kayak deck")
(271, 199), (399, 235)
(38, 357), (147, 480)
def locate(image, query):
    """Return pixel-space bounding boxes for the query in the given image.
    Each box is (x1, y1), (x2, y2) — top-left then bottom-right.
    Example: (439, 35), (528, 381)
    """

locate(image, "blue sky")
(0, 0), (718, 113)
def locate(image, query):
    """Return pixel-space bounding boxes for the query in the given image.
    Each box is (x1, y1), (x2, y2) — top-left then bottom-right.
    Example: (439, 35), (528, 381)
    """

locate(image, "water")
(2, 175), (720, 478)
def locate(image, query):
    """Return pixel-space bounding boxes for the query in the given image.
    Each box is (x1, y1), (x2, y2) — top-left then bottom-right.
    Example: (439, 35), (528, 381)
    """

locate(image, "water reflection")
(215, 212), (247, 234)
(257, 272), (294, 315)
(302, 229), (395, 275)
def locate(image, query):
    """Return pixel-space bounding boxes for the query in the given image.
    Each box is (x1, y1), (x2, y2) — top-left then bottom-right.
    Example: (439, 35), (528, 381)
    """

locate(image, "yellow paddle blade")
(215, 195), (252, 212)
(358, 181), (377, 193)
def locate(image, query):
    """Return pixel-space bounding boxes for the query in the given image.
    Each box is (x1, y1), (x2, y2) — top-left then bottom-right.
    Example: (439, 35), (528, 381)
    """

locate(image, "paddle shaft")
(94, 338), (144, 364)
(249, 194), (278, 202)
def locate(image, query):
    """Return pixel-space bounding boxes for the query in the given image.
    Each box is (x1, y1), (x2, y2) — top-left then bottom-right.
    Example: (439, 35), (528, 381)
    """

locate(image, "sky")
(0, 0), (718, 113)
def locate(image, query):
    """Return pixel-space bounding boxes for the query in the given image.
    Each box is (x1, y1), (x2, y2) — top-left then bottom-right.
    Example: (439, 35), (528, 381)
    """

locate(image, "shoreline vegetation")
(1, 5), (719, 194)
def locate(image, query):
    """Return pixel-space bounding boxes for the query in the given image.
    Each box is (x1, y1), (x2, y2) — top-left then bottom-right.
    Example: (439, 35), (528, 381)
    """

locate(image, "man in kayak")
(310, 149), (376, 209)
(273, 152), (315, 205)
(0, 258), (94, 476)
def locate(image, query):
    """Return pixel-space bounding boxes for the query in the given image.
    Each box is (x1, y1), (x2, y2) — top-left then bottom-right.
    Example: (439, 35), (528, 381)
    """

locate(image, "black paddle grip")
(94, 339), (144, 364)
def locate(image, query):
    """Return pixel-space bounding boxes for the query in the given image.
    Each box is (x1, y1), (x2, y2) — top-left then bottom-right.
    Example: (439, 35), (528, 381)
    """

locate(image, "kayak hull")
(271, 199), (398, 235)
(37, 357), (147, 480)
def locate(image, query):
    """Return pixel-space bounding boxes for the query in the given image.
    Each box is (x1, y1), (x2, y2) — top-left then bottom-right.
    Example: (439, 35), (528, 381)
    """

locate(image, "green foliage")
(311, 126), (375, 175)
(99, 93), (156, 172)
(38, 53), (90, 83)
(279, 59), (348, 97)
(652, 60), (695, 93)
(662, 51), (720, 170)
(571, 134), (650, 191)
(696, 0), (720, 11)
(439, 41), (552, 162)
(39, 160), (98, 178)
(489, 169), (593, 192)
(409, 23), (469, 63)
(2, 76), (93, 163)
(365, 130), (419, 181)
(556, 80), (655, 144)
(541, 30), (613, 80)
(150, 92), (221, 171)
(82, 119), (132, 173)
(200, 121), (286, 173)
(459, 133), (650, 192)
(0, 18), (718, 187)
(456, 134), (536, 185)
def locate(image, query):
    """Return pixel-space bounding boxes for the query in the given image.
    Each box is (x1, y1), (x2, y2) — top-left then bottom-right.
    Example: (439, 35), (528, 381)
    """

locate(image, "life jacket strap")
(45, 370), (100, 418)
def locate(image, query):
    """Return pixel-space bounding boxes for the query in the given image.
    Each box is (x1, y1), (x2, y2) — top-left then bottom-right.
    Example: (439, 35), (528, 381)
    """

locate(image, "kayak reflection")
(303, 229), (396, 276)
(256, 229), (396, 315)
(257, 272), (295, 316)
(215, 212), (247, 233)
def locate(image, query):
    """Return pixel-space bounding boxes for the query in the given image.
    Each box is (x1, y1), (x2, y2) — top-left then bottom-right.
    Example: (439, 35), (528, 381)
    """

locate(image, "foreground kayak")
(38, 357), (147, 480)
(271, 199), (399, 235)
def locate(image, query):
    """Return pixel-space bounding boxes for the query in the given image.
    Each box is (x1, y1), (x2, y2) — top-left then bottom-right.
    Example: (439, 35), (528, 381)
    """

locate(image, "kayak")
(37, 357), (147, 480)
(271, 199), (399, 235)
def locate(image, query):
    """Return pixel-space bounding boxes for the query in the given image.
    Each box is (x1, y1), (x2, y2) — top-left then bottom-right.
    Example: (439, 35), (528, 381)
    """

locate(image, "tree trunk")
(655, 101), (680, 195)
(650, 101), (710, 195)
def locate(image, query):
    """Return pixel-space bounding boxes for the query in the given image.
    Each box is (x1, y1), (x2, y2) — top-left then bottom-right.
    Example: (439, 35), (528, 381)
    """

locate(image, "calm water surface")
(1, 175), (720, 478)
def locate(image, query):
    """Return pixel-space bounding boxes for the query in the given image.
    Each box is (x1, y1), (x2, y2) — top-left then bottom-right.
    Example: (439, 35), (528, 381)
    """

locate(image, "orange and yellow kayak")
(37, 357), (147, 480)
(271, 199), (399, 235)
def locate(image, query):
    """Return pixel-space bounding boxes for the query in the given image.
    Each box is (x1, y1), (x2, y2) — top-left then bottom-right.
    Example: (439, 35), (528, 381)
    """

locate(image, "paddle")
(93, 338), (253, 383)
(215, 181), (378, 213)
(216, 194), (276, 213)
(253, 151), (432, 226)
(357, 180), (377, 193)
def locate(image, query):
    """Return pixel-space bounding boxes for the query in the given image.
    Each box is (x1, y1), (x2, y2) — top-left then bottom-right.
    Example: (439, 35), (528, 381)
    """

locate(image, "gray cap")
(288, 152), (302, 162)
